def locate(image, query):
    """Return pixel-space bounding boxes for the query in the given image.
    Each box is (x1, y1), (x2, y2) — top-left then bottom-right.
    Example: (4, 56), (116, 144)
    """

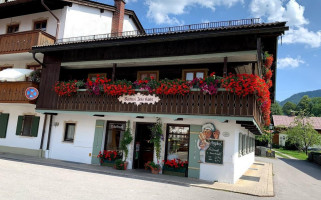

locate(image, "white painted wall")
(44, 112), (254, 183)
(61, 4), (113, 39)
(0, 9), (62, 36)
(0, 104), (45, 150)
(123, 14), (138, 32)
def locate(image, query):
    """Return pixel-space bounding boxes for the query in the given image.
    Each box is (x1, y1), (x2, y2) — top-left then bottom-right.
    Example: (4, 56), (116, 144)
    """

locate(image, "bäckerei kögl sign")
(118, 93), (160, 106)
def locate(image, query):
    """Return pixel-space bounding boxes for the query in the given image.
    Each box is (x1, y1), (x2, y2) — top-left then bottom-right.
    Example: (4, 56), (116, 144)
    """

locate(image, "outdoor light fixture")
(136, 116), (144, 119)
(93, 114), (105, 117)
(175, 118), (183, 121)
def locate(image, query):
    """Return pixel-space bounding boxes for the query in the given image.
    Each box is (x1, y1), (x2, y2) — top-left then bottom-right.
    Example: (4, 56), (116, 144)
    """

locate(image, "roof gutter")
(41, 0), (60, 39)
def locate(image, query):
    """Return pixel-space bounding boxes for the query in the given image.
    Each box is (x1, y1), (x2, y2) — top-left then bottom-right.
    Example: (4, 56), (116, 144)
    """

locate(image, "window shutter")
(31, 116), (40, 137)
(0, 113), (9, 138)
(16, 116), (24, 135)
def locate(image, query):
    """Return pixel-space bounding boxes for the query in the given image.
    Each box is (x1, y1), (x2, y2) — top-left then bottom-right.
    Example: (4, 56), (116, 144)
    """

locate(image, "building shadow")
(278, 158), (321, 180)
(0, 154), (211, 187)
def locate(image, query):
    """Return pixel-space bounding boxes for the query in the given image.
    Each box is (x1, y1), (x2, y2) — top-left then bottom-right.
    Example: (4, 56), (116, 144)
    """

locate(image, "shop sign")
(205, 140), (224, 164)
(222, 132), (230, 137)
(118, 93), (160, 106)
(198, 123), (220, 151)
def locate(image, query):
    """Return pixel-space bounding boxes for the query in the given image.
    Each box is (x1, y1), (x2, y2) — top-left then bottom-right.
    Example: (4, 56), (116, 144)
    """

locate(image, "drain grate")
(240, 175), (260, 182)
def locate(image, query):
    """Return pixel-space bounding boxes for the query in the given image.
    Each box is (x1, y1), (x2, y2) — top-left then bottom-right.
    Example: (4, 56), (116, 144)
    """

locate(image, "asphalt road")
(0, 156), (320, 200)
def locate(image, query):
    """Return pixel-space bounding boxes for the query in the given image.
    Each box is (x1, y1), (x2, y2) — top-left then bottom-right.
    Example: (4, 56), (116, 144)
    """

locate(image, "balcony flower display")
(86, 75), (111, 95)
(54, 80), (84, 96)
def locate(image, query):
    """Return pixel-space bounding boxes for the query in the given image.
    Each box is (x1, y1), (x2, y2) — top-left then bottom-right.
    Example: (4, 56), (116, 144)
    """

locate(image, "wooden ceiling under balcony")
(0, 30), (55, 55)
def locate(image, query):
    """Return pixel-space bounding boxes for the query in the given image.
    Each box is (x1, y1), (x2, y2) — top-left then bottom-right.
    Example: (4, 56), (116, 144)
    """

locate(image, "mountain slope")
(279, 89), (321, 106)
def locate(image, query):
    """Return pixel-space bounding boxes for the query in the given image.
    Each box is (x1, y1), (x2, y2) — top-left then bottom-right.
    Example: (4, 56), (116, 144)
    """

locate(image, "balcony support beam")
(112, 63), (117, 81)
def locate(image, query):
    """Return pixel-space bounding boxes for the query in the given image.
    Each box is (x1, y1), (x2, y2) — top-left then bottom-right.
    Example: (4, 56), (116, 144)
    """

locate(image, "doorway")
(133, 123), (154, 169)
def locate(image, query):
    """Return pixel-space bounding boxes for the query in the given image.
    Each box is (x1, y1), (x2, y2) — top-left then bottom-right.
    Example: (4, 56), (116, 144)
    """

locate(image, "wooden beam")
(224, 57), (228, 76)
(112, 63), (117, 81)
(252, 62), (256, 75)
(257, 37), (262, 78)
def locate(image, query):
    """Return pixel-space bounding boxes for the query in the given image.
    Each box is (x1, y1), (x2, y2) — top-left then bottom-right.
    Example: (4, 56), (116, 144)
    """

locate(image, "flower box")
(101, 160), (115, 167)
(162, 166), (187, 177)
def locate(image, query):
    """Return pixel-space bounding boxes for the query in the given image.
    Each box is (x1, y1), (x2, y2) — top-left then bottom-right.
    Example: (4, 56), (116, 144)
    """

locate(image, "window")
(64, 123), (76, 142)
(104, 122), (126, 150)
(137, 71), (159, 80)
(165, 125), (190, 161)
(16, 115), (40, 137)
(182, 69), (208, 81)
(0, 113), (9, 139)
(88, 73), (107, 81)
(0, 66), (13, 71)
(34, 20), (47, 31)
(7, 24), (19, 33)
(238, 133), (243, 157)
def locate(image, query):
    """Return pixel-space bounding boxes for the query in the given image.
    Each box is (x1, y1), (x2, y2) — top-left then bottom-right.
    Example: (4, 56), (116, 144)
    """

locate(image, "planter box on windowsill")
(162, 166), (187, 177)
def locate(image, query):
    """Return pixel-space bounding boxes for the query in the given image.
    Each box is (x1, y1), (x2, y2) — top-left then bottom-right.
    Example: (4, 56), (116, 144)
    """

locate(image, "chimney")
(112, 0), (126, 36)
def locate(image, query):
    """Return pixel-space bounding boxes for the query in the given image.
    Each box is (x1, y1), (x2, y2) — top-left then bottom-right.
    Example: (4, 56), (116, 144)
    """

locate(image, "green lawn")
(275, 149), (308, 160)
(275, 152), (291, 159)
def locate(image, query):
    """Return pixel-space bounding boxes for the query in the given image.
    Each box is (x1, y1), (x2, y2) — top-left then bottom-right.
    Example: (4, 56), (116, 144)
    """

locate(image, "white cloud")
(145, 0), (243, 25)
(283, 27), (321, 48)
(250, 0), (320, 48)
(277, 57), (305, 69)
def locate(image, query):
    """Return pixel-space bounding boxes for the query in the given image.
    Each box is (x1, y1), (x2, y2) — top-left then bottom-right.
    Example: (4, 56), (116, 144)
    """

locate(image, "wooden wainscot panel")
(0, 82), (39, 104)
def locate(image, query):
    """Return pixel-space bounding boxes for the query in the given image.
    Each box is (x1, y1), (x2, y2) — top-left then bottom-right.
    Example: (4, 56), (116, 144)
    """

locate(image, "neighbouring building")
(272, 115), (321, 147)
(0, 0), (142, 156)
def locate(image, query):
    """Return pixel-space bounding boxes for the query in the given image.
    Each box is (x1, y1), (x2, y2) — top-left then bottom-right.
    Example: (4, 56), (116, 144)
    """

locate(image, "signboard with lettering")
(118, 93), (160, 106)
(205, 140), (223, 164)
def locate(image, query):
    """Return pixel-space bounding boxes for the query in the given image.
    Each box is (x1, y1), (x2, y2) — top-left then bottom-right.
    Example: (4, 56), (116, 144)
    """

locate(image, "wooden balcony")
(0, 82), (38, 104)
(39, 90), (264, 131)
(0, 30), (55, 55)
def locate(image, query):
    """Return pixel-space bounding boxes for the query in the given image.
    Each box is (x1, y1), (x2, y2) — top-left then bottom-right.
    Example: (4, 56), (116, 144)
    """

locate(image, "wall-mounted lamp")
(175, 118), (183, 121)
(93, 114), (105, 117)
(136, 116), (144, 119)
(53, 122), (59, 127)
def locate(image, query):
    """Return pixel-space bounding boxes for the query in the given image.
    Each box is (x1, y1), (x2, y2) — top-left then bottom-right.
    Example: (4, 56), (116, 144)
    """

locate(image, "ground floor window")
(165, 125), (190, 161)
(105, 121), (126, 151)
(64, 123), (76, 142)
(16, 115), (40, 137)
(0, 113), (9, 138)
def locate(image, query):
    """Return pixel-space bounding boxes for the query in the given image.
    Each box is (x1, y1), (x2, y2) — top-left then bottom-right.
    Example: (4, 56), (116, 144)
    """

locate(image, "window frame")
(182, 68), (208, 81)
(7, 24), (19, 34)
(137, 70), (159, 81)
(33, 20), (47, 32)
(104, 121), (126, 151)
(64, 123), (76, 142)
(21, 115), (34, 137)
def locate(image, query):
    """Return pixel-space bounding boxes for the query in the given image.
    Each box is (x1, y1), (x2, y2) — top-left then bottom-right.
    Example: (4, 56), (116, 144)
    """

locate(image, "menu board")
(205, 140), (223, 164)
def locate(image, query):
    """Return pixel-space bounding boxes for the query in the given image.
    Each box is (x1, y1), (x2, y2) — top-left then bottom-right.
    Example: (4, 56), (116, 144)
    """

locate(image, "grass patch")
(275, 149), (308, 160)
(275, 152), (291, 159)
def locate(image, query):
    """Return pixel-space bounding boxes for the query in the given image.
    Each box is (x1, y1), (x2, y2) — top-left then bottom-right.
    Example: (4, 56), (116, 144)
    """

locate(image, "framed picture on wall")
(88, 73), (107, 81)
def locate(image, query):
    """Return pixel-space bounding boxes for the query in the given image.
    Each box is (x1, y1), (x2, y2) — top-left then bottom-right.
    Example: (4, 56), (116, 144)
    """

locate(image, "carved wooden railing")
(0, 82), (38, 103)
(0, 30), (55, 54)
(44, 90), (263, 127)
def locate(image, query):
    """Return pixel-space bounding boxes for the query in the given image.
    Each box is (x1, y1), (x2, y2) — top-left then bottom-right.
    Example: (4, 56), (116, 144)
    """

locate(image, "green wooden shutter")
(31, 116), (40, 137)
(0, 113), (9, 138)
(188, 125), (202, 179)
(16, 116), (24, 135)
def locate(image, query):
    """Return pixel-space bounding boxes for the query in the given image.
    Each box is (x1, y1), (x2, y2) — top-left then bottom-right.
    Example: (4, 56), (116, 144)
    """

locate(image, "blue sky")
(99, 0), (321, 101)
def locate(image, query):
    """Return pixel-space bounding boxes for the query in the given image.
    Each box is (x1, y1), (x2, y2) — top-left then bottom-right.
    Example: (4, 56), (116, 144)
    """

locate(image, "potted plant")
(162, 159), (188, 177)
(115, 159), (126, 170)
(97, 150), (122, 167)
(149, 118), (163, 163)
(144, 161), (161, 174)
(30, 69), (41, 83)
(120, 121), (133, 170)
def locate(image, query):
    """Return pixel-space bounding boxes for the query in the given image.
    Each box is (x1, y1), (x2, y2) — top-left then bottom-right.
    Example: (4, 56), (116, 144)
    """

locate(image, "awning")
(0, 68), (33, 82)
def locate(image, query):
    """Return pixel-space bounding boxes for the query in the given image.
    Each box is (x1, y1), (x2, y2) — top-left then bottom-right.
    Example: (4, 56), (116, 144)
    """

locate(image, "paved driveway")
(0, 156), (320, 200)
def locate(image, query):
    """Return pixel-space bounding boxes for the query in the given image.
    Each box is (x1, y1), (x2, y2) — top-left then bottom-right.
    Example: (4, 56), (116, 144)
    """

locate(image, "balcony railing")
(39, 90), (264, 128)
(56, 18), (260, 44)
(0, 82), (38, 104)
(0, 30), (55, 54)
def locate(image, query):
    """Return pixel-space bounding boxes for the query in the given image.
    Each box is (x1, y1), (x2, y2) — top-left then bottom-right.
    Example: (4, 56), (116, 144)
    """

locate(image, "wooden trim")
(137, 70), (159, 81)
(182, 68), (208, 80)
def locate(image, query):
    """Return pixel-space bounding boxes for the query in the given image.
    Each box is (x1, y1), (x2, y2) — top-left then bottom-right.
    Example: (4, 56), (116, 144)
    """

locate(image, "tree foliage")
(282, 101), (297, 116)
(285, 112), (321, 155)
(271, 102), (283, 115)
(120, 121), (133, 161)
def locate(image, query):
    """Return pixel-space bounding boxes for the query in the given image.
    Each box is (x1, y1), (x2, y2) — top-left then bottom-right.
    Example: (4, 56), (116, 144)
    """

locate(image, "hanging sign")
(25, 87), (39, 100)
(118, 93), (160, 106)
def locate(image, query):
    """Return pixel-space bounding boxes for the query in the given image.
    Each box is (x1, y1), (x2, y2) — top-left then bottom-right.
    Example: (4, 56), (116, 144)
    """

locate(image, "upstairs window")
(137, 71), (159, 80)
(182, 69), (208, 81)
(34, 20), (47, 32)
(7, 24), (19, 34)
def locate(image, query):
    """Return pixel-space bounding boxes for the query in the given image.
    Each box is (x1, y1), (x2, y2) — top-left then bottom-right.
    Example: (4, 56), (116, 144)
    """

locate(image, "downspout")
(41, 0), (60, 39)
(32, 52), (46, 68)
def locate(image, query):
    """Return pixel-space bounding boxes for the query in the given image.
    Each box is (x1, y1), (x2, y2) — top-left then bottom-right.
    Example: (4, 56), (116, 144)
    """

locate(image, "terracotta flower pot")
(124, 161), (128, 170)
(151, 168), (160, 174)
